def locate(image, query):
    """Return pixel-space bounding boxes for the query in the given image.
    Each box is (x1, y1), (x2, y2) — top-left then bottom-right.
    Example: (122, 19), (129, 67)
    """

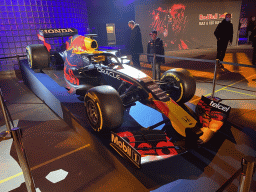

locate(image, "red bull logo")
(66, 36), (88, 54)
(66, 35), (99, 54)
(199, 13), (218, 20)
(219, 13), (232, 19)
(199, 13), (232, 20)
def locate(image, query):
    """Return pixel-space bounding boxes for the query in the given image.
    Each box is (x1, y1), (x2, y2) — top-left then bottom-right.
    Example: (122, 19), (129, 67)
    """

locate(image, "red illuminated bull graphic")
(150, 4), (190, 50)
(147, 1), (237, 51)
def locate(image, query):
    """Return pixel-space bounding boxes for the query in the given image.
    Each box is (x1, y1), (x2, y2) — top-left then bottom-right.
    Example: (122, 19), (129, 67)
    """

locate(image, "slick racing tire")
(84, 85), (124, 132)
(160, 68), (196, 104)
(51, 51), (64, 69)
(26, 44), (50, 69)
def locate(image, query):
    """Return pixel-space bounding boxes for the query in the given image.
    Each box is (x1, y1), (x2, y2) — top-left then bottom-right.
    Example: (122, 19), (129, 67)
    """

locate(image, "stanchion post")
(16, 55), (20, 71)
(11, 127), (36, 192)
(16, 55), (20, 63)
(211, 59), (219, 98)
(0, 89), (36, 192)
(238, 156), (255, 192)
(0, 91), (12, 133)
(152, 53), (156, 80)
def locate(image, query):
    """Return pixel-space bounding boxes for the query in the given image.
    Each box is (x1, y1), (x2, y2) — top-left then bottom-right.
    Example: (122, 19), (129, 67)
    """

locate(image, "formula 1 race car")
(26, 28), (223, 167)
(26, 28), (197, 134)
(25, 28), (232, 167)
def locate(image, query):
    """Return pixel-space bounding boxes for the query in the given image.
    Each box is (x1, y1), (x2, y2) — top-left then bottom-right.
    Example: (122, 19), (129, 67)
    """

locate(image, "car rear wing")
(38, 28), (78, 38)
(37, 28), (78, 52)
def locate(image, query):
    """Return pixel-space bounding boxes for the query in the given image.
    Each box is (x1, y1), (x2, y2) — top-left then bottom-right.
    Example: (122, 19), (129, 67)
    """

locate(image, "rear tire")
(160, 68), (196, 103)
(51, 51), (64, 70)
(84, 85), (124, 132)
(26, 44), (50, 69)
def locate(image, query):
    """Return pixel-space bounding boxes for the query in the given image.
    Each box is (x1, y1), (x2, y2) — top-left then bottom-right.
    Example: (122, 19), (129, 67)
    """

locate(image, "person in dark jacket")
(247, 16), (256, 43)
(147, 30), (165, 80)
(251, 19), (256, 65)
(214, 13), (233, 68)
(128, 20), (143, 69)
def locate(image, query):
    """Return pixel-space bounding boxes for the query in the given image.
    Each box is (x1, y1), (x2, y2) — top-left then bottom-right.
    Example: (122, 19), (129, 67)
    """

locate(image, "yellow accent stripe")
(31, 144), (90, 170)
(26, 48), (32, 68)
(176, 83), (183, 102)
(96, 103), (103, 131)
(190, 74), (256, 103)
(0, 144), (90, 184)
(209, 74), (256, 93)
(222, 88), (256, 97)
(0, 172), (23, 184)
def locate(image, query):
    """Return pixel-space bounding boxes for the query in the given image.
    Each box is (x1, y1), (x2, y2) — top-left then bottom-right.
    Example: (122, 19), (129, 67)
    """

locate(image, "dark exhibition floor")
(0, 44), (256, 192)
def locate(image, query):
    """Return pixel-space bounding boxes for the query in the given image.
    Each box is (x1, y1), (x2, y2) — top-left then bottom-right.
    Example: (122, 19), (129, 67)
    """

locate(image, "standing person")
(251, 18), (256, 65)
(247, 16), (256, 44)
(147, 30), (165, 80)
(214, 13), (233, 68)
(128, 20), (143, 69)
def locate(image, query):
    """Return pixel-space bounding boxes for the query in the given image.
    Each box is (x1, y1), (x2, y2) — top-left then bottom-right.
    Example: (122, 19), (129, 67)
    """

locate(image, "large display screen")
(135, 0), (242, 51)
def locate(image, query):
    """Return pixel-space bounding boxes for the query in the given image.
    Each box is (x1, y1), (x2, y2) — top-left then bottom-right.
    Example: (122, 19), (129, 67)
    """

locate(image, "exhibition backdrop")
(0, 0), (89, 71)
(0, 0), (248, 71)
(135, 0), (242, 51)
(86, 0), (135, 49)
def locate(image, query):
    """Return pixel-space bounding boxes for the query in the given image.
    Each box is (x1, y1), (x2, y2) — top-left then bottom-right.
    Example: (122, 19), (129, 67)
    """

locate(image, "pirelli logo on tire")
(162, 73), (180, 82)
(86, 92), (96, 102)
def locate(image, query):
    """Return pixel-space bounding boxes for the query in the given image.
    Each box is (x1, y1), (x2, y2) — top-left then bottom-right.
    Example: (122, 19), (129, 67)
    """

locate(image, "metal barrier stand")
(150, 53), (162, 81)
(238, 156), (256, 192)
(0, 81), (36, 190)
(152, 53), (156, 80)
(141, 53), (256, 99)
(211, 59), (220, 98)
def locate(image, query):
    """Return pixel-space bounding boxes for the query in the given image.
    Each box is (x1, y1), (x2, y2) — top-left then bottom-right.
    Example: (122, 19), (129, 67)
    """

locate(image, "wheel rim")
(26, 50), (32, 68)
(161, 77), (182, 102)
(86, 100), (99, 127)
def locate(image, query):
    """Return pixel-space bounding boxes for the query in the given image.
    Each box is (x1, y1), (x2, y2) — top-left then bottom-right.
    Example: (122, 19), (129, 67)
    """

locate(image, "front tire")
(26, 44), (50, 69)
(84, 85), (124, 132)
(160, 68), (196, 103)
